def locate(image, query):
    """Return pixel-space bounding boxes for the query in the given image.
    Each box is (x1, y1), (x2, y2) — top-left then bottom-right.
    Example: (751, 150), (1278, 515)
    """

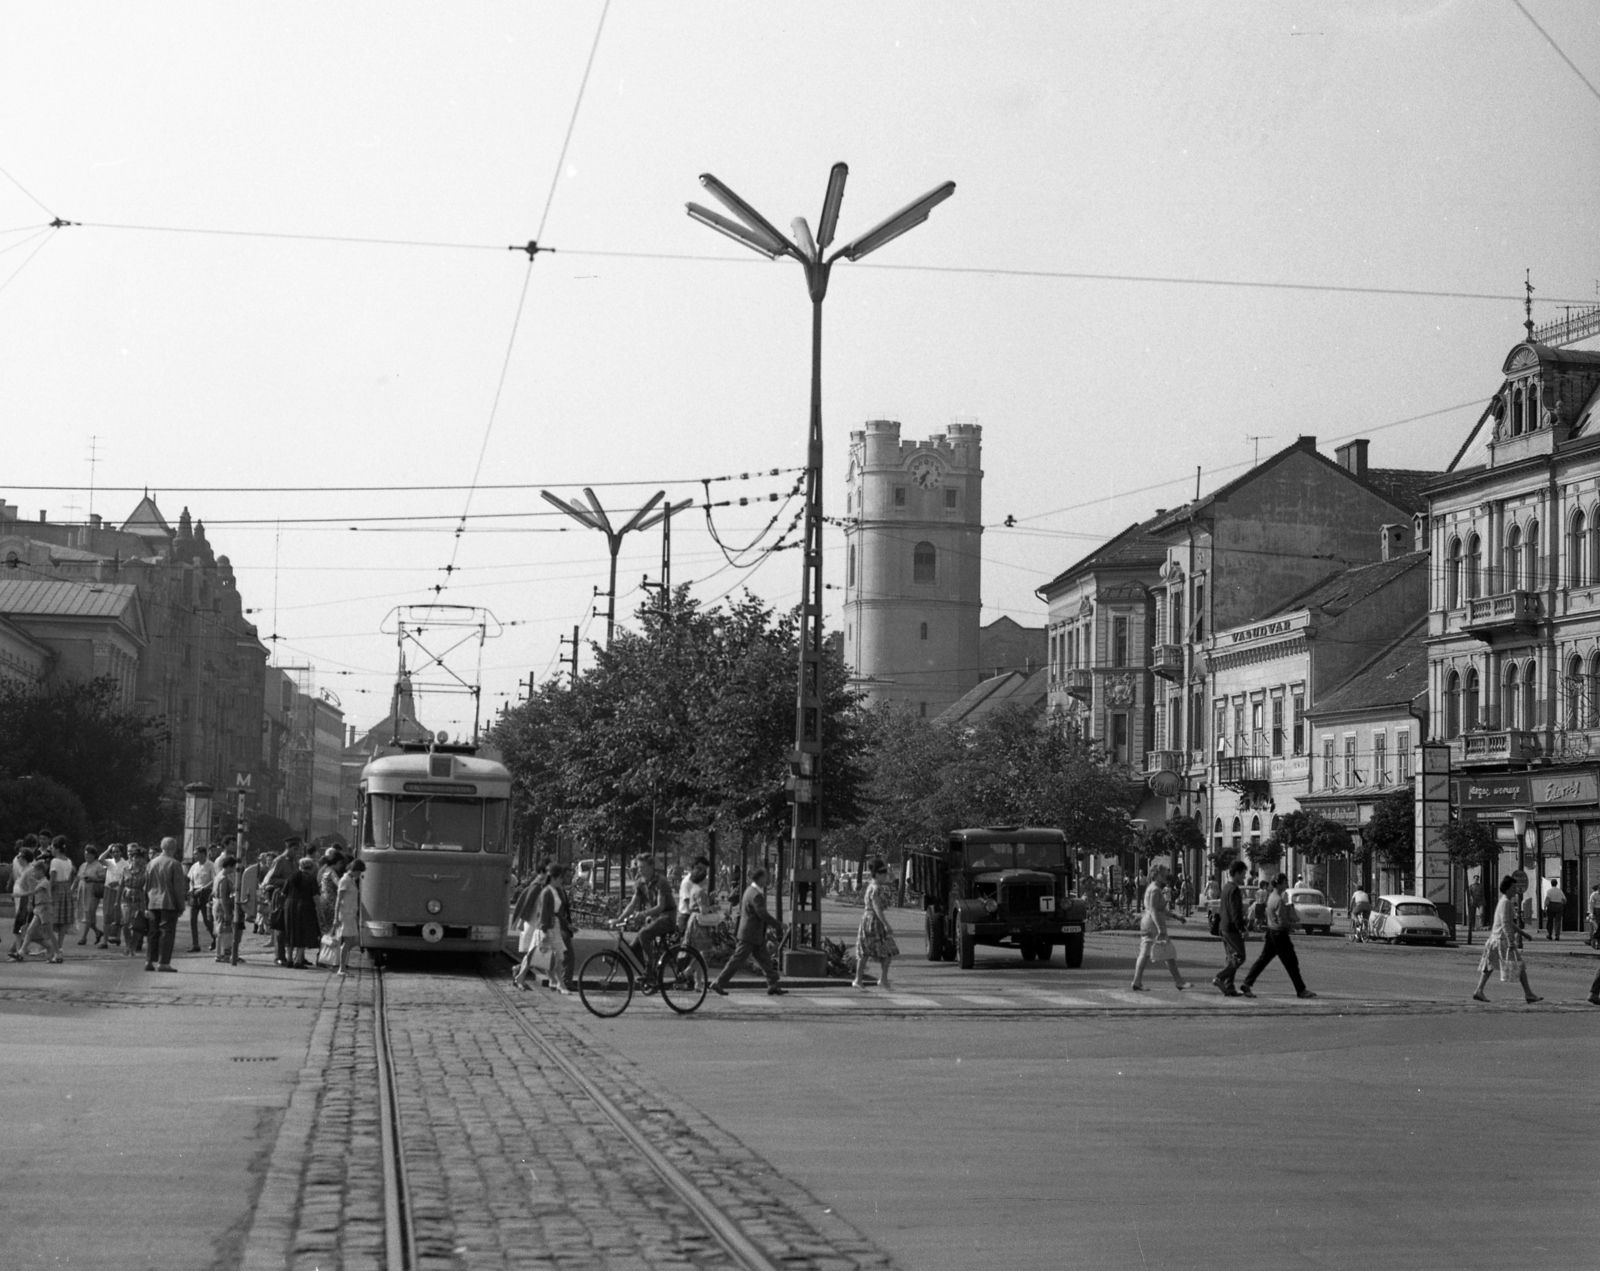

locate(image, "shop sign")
(1317, 800), (1360, 827)
(1457, 775), (1528, 807)
(1529, 771), (1598, 806)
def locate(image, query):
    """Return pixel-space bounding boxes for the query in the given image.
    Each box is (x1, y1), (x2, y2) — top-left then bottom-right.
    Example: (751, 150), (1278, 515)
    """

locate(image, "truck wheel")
(942, 913), (959, 962)
(924, 910), (946, 962)
(957, 921), (975, 969)
(1064, 931), (1085, 969)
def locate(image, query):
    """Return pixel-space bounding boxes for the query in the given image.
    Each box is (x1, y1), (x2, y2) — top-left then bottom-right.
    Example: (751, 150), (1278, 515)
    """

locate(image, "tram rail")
(372, 966), (417, 1271)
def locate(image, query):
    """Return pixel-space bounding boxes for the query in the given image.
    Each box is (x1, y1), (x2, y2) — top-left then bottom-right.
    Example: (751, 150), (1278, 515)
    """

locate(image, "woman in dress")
(8, 860), (59, 962)
(281, 856), (322, 969)
(333, 860), (364, 976)
(315, 850), (342, 938)
(851, 857), (900, 991)
(532, 863), (573, 994)
(120, 846), (149, 958)
(1473, 875), (1542, 1003)
(1131, 862), (1190, 991)
(682, 859), (716, 952)
(510, 864), (550, 990)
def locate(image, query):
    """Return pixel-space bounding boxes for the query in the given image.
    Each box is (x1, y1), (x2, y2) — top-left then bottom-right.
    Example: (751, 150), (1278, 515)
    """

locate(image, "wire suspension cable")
(533, 0), (611, 242)
(1511, 0), (1600, 106)
(0, 164), (55, 219)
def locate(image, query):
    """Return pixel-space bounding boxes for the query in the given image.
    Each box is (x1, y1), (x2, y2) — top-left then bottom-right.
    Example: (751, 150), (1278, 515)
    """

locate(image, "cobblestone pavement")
(244, 962), (894, 1271)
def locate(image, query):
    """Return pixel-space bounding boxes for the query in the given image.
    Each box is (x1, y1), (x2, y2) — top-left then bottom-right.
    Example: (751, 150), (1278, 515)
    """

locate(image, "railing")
(1458, 729), (1541, 764)
(1145, 749), (1186, 774)
(1462, 590), (1541, 632)
(1064, 668), (1092, 698)
(1150, 644), (1184, 679)
(1216, 755), (1272, 787)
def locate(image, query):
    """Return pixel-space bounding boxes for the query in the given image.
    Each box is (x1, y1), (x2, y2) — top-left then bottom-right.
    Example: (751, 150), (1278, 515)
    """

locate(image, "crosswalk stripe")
(881, 994), (940, 1008)
(956, 995), (1014, 1008)
(801, 995), (856, 1008)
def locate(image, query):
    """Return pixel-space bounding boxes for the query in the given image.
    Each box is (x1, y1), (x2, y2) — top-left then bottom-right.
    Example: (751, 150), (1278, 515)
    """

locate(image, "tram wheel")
(578, 950), (634, 1018)
(657, 947), (709, 1015)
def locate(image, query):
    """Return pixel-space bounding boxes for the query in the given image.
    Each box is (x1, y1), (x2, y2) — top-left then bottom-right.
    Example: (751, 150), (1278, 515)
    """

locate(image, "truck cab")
(910, 826), (1087, 969)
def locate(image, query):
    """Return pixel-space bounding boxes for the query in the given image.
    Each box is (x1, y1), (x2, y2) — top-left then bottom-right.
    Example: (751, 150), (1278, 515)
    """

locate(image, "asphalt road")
(564, 901), (1600, 1271)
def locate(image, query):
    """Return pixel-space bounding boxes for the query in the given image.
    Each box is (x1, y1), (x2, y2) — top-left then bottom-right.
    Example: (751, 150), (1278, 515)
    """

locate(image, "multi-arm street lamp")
(687, 164), (955, 973)
(541, 488), (666, 644)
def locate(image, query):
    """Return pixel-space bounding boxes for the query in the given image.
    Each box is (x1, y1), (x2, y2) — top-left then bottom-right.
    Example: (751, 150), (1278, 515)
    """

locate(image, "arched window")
(919, 621), (928, 641)
(912, 541), (936, 584)
(1567, 655), (1584, 729)
(1250, 815), (1262, 844)
(1511, 388), (1524, 437)
(1445, 670), (1461, 739)
(1506, 524), (1522, 592)
(1466, 534), (1482, 599)
(1464, 668), (1479, 731)
(1447, 537), (1463, 607)
(1231, 816), (1242, 844)
(1525, 520), (1540, 589)
(1503, 663), (1520, 732)
(846, 544), (856, 588)
(1589, 509), (1600, 587)
(1570, 511), (1587, 588)
(1523, 660), (1539, 730)
(1527, 383), (1539, 431)
(1589, 654), (1600, 729)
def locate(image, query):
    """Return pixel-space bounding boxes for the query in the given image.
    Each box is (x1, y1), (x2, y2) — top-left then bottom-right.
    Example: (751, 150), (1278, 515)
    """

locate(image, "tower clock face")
(908, 455), (943, 489)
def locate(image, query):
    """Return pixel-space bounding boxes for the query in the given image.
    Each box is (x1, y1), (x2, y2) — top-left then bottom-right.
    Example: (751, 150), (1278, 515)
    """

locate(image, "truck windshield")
(368, 795), (509, 853)
(960, 842), (1066, 869)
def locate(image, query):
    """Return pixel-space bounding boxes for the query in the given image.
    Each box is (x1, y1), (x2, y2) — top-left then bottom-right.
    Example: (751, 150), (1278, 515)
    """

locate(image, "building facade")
(843, 420), (983, 717)
(0, 579), (146, 704)
(1424, 334), (1600, 930)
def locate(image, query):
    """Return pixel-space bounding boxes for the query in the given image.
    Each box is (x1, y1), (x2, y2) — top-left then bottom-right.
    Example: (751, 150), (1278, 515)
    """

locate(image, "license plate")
(1060, 924), (1082, 934)
(1040, 896), (1056, 913)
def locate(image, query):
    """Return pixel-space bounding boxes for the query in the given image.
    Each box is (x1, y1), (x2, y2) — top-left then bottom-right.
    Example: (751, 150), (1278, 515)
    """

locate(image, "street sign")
(235, 772), (252, 789)
(1147, 770), (1182, 800)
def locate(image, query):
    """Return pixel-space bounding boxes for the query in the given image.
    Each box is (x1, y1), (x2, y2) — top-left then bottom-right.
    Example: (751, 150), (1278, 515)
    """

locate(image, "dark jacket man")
(1212, 861), (1249, 996)
(711, 867), (785, 996)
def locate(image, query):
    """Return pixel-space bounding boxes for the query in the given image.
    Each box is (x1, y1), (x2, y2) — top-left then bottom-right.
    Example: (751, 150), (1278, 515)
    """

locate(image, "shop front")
(1457, 769), (1598, 933)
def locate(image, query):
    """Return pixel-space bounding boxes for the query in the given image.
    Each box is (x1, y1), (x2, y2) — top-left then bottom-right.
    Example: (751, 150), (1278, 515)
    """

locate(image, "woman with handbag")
(1131, 863), (1190, 991)
(851, 857), (900, 991)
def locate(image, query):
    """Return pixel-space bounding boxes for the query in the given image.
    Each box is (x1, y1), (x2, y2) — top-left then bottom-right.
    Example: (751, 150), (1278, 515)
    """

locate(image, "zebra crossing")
(711, 983), (1344, 1013)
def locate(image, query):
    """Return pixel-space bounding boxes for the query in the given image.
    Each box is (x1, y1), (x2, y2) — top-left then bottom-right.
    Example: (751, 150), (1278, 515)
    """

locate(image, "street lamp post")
(687, 164), (955, 973)
(541, 488), (667, 644)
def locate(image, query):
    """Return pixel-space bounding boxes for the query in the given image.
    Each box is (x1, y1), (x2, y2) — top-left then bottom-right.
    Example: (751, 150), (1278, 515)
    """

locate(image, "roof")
(1361, 468), (1435, 515)
(1306, 620), (1428, 719)
(0, 579), (142, 620)
(935, 666), (1049, 725)
(1268, 552), (1427, 620)
(1036, 518), (1167, 599)
(119, 495), (172, 540)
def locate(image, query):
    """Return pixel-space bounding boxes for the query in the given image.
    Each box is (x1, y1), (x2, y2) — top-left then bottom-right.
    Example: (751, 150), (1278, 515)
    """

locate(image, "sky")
(2, 1), (1597, 740)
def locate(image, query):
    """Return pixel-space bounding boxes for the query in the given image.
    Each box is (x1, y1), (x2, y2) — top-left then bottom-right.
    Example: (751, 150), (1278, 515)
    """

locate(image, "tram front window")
(368, 795), (508, 852)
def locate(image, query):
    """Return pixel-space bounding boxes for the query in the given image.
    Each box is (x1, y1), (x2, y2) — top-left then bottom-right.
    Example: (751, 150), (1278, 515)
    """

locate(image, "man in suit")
(1212, 859), (1249, 997)
(710, 866), (786, 997)
(143, 837), (188, 973)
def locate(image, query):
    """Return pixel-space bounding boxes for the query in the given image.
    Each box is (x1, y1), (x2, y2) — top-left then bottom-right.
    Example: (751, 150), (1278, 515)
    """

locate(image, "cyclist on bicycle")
(615, 855), (676, 986)
(1349, 887), (1372, 938)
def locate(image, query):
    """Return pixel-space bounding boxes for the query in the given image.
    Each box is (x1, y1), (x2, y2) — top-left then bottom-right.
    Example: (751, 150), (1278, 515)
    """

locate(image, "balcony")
(1456, 729), (1542, 766)
(1216, 755), (1272, 790)
(1063, 668), (1092, 700)
(1150, 643), (1184, 680)
(1145, 749), (1186, 775)
(1461, 590), (1542, 639)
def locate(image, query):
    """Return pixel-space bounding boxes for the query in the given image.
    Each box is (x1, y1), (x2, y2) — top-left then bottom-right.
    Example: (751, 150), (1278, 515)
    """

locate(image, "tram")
(356, 745), (514, 956)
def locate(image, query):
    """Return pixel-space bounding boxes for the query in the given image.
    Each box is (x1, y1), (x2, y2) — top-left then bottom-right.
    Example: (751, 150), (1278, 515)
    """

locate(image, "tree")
(1268, 809), (1357, 875)
(1440, 818), (1498, 923)
(0, 677), (166, 841)
(1363, 789), (1415, 887)
(0, 775), (91, 858)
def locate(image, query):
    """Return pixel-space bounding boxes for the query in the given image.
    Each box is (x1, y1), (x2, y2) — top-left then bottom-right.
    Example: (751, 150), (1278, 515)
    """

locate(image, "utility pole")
(541, 489), (668, 644)
(636, 497), (692, 618)
(559, 625), (580, 682)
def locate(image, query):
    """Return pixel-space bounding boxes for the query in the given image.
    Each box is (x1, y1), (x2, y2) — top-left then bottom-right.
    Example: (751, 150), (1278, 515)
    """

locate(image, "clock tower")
(842, 419), (983, 716)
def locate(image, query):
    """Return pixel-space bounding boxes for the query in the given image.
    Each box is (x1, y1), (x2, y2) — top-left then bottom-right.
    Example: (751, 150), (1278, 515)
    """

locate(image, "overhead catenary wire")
(0, 468), (801, 495)
(1511, 0), (1600, 107)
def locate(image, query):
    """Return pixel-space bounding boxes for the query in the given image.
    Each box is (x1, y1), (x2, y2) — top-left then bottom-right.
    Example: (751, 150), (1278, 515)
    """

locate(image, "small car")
(1286, 888), (1334, 934)
(1368, 894), (1451, 944)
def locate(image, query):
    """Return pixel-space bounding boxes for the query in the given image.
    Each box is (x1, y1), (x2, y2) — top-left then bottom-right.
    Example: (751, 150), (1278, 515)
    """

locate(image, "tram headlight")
(426, 899), (443, 915)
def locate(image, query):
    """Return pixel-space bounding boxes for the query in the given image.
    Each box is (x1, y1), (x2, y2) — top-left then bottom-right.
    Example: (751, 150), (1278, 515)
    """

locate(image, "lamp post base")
(782, 948), (828, 978)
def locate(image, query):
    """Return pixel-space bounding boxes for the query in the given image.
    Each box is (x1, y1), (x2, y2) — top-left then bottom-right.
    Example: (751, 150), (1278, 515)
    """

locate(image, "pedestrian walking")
(102, 844), (128, 947)
(510, 862), (550, 990)
(851, 857), (900, 991)
(678, 855), (709, 937)
(48, 838), (77, 951)
(1587, 882), (1600, 950)
(710, 866), (785, 997)
(76, 845), (107, 946)
(1474, 876), (1543, 1004)
(9, 846), (38, 958)
(186, 848), (215, 953)
(532, 863), (573, 994)
(1543, 879), (1566, 940)
(1212, 859), (1249, 997)
(332, 859), (363, 976)
(682, 858), (716, 954)
(1238, 874), (1316, 999)
(281, 856), (322, 969)
(1131, 863), (1190, 991)
(212, 856), (240, 963)
(1178, 875), (1195, 918)
(240, 851), (261, 935)
(120, 846), (149, 958)
(10, 858), (61, 963)
(263, 845), (296, 964)
(143, 838), (188, 972)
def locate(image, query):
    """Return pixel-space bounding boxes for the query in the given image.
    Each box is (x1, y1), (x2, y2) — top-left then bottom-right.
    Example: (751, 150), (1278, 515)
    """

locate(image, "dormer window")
(1511, 388), (1524, 437)
(1527, 383), (1539, 432)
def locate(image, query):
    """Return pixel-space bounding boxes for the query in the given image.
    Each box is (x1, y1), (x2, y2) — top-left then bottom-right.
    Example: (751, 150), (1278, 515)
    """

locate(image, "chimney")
(89, 513), (102, 529)
(1380, 523), (1410, 561)
(1335, 439), (1370, 478)
(39, 510), (47, 523)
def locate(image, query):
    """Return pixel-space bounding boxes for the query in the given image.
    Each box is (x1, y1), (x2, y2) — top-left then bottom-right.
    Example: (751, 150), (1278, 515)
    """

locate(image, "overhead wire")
(0, 164), (55, 219)
(0, 467), (802, 494)
(1511, 0), (1600, 106)
(0, 225), (56, 301)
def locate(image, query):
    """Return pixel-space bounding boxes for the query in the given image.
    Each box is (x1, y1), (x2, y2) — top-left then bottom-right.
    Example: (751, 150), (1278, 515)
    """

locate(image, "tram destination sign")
(402, 781), (478, 796)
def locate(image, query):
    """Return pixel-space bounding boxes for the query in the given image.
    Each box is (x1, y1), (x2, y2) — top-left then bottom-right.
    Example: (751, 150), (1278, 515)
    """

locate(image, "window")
(1464, 667), (1479, 730)
(847, 545), (856, 587)
(944, 488), (958, 509)
(1111, 713), (1129, 764)
(1526, 520), (1540, 589)
(1321, 735), (1335, 785)
(1168, 697), (1182, 753)
(1343, 735), (1358, 788)
(1251, 701), (1265, 753)
(1214, 701), (1227, 753)
(1447, 537), (1462, 607)
(1231, 817), (1242, 845)
(1503, 663), (1520, 732)
(1250, 815), (1262, 844)
(913, 541), (936, 584)
(1396, 729), (1411, 781)
(1567, 654), (1584, 729)
(1590, 653), (1600, 727)
(1590, 508), (1600, 587)
(1466, 534), (1482, 599)
(919, 621), (928, 641)
(1193, 579), (1205, 639)
(1511, 388), (1524, 437)
(1570, 511), (1587, 588)
(1373, 732), (1388, 786)
(1527, 383), (1539, 432)
(1272, 697), (1285, 757)
(1170, 589), (1184, 644)
(1292, 692), (1306, 755)
(1506, 524), (1522, 592)
(1523, 660), (1539, 730)
(894, 487), (907, 507)
(1191, 689), (1206, 752)
(1445, 670), (1461, 738)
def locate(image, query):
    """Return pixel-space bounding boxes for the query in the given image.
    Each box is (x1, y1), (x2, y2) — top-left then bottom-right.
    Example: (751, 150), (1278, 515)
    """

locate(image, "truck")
(908, 826), (1087, 969)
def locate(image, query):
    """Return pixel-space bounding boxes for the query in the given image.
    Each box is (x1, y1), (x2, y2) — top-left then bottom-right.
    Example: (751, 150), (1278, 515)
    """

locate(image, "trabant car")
(1286, 887), (1334, 934)
(909, 826), (1087, 969)
(1369, 894), (1451, 944)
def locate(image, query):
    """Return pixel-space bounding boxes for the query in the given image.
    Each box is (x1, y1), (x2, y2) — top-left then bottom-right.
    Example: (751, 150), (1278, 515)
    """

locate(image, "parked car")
(1286, 887), (1334, 934)
(1368, 894), (1451, 944)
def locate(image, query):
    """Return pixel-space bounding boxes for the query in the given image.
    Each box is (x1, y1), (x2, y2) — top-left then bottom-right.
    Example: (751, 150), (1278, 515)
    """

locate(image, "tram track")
(367, 957), (824, 1271)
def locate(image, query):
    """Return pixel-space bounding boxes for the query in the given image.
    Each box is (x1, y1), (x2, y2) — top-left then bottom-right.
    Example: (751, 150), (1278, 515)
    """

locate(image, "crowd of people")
(5, 832), (364, 975)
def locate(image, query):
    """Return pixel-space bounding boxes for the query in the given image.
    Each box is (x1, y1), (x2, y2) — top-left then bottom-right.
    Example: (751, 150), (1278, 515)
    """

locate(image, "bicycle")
(577, 921), (709, 1019)
(1347, 910), (1373, 943)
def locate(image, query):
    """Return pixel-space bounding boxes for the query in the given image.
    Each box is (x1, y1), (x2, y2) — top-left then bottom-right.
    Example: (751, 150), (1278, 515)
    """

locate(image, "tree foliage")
(0, 775), (91, 856)
(0, 677), (165, 841)
(1363, 789), (1415, 881)
(1268, 808), (1356, 868)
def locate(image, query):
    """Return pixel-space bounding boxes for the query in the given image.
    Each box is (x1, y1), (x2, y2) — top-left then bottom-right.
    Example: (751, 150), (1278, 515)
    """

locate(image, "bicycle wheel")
(578, 950), (634, 1018)
(657, 945), (709, 1014)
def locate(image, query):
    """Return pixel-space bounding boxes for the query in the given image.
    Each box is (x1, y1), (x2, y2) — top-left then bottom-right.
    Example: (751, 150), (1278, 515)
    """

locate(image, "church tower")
(842, 420), (982, 717)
